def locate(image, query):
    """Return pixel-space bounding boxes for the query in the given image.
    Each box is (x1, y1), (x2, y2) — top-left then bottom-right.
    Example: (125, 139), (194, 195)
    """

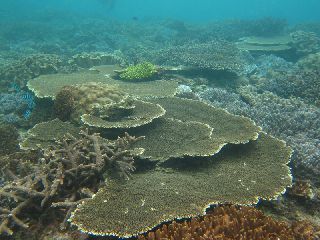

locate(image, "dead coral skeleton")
(0, 130), (143, 235)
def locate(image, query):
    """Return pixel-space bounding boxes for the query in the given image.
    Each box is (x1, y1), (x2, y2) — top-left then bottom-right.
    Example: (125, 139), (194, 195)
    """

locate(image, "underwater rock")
(70, 133), (292, 237)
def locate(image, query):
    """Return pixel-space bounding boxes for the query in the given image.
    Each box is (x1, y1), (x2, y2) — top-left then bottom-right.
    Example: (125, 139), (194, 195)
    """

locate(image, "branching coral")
(0, 129), (143, 235)
(138, 205), (320, 240)
(119, 62), (158, 81)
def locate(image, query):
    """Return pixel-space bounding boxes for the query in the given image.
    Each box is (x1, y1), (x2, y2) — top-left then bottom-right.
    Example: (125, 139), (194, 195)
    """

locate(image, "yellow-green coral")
(119, 62), (158, 81)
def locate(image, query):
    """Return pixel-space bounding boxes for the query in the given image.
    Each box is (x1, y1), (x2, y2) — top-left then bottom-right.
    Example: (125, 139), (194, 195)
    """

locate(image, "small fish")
(9, 82), (20, 92)
(23, 109), (32, 120)
(132, 16), (139, 21)
(22, 92), (33, 101)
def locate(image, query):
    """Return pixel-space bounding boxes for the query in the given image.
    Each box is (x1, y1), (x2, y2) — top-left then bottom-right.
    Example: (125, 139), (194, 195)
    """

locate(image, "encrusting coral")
(0, 129), (143, 235)
(138, 205), (320, 240)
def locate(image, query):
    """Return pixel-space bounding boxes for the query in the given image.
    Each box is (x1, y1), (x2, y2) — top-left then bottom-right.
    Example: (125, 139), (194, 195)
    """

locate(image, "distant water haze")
(0, 0), (319, 23)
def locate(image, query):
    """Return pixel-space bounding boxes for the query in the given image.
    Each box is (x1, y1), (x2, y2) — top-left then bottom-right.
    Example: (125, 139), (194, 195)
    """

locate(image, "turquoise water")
(0, 0), (320, 239)
(1, 0), (320, 23)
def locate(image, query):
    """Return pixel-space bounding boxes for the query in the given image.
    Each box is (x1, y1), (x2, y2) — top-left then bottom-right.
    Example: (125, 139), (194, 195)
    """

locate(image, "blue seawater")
(1, 0), (320, 23)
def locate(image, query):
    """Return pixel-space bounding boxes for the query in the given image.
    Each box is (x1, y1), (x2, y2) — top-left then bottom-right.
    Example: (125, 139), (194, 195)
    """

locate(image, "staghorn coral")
(0, 129), (143, 235)
(0, 124), (19, 155)
(70, 132), (292, 237)
(138, 205), (320, 240)
(118, 62), (158, 81)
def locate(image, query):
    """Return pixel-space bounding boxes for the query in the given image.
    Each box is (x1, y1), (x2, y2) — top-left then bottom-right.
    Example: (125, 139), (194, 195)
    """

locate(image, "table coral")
(70, 133), (292, 237)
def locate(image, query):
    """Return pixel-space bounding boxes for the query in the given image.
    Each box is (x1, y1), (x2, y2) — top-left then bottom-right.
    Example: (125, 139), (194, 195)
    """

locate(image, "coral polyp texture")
(138, 205), (320, 240)
(70, 133), (292, 237)
(118, 62), (158, 81)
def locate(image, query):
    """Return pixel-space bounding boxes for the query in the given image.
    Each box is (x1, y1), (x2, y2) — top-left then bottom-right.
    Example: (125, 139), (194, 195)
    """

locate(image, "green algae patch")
(20, 119), (80, 150)
(70, 133), (292, 237)
(149, 97), (261, 145)
(81, 100), (166, 129)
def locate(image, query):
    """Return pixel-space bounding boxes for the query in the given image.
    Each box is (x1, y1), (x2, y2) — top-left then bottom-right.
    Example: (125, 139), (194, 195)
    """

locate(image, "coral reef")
(118, 62), (158, 81)
(53, 86), (78, 121)
(0, 90), (36, 124)
(81, 99), (166, 129)
(297, 51), (320, 72)
(138, 205), (320, 240)
(249, 55), (320, 106)
(287, 180), (315, 200)
(0, 129), (143, 235)
(20, 119), (80, 150)
(236, 35), (292, 53)
(70, 133), (292, 237)
(290, 31), (320, 56)
(0, 54), (69, 88)
(27, 67), (178, 99)
(148, 97), (261, 145)
(139, 41), (246, 74)
(197, 86), (320, 182)
(68, 51), (126, 68)
(0, 124), (19, 155)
